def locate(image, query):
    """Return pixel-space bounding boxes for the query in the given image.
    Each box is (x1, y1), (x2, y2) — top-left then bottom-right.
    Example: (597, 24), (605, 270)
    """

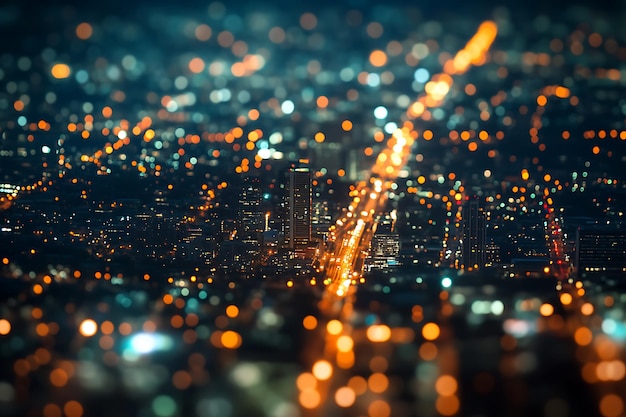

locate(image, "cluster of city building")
(2, 156), (625, 284)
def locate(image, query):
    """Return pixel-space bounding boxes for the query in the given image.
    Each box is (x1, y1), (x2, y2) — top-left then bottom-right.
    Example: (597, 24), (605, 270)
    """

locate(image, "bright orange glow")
(336, 335), (354, 352)
(435, 375), (458, 396)
(220, 330), (242, 349)
(79, 319), (98, 337)
(422, 322), (440, 341)
(316, 96), (329, 108)
(51, 63), (71, 79)
(574, 327), (593, 346)
(312, 360), (333, 380)
(555, 86), (570, 98)
(539, 303), (554, 316)
(189, 57), (205, 73)
(596, 361), (626, 382)
(302, 315), (318, 330)
(100, 321), (114, 335)
(342, 119), (353, 131)
(366, 324), (391, 342)
(581, 303), (594, 316)
(336, 350), (355, 369)
(326, 319), (343, 335)
(299, 389), (321, 409)
(560, 293), (573, 306)
(296, 372), (317, 391)
(248, 108), (260, 120)
(368, 372), (389, 393)
(225, 305), (239, 318)
(0, 319), (10, 335)
(369, 50), (388, 67)
(537, 95), (548, 106)
(335, 386), (356, 407)
(447, 21), (497, 75)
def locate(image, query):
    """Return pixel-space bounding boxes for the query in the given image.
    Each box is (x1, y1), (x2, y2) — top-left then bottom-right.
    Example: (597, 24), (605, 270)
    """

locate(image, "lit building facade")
(284, 163), (311, 249)
(462, 199), (486, 270)
(365, 213), (400, 272)
(576, 229), (626, 275)
(238, 177), (263, 235)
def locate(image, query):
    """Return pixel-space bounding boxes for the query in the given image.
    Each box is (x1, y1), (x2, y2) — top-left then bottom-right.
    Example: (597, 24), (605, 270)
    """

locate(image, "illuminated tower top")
(285, 161), (311, 249)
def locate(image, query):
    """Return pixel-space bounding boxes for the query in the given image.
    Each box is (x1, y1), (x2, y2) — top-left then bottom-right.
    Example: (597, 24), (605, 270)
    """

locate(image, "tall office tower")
(576, 229), (626, 276)
(462, 198), (486, 270)
(311, 200), (332, 239)
(365, 223), (400, 272)
(238, 177), (263, 235)
(284, 162), (311, 249)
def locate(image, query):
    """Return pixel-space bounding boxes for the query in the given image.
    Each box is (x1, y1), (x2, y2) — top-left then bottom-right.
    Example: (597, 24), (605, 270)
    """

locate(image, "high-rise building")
(311, 200), (332, 240)
(284, 162), (311, 249)
(365, 212), (400, 271)
(238, 177), (263, 235)
(462, 198), (486, 270)
(576, 229), (626, 275)
(365, 232), (400, 272)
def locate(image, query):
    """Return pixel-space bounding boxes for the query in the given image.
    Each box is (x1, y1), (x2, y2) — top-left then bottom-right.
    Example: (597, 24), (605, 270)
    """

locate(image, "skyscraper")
(576, 229), (626, 276)
(238, 177), (263, 235)
(284, 161), (311, 249)
(365, 215), (400, 272)
(462, 198), (486, 270)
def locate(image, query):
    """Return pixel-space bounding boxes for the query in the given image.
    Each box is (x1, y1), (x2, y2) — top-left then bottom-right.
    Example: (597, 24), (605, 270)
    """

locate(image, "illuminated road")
(543, 201), (571, 280)
(317, 21), (498, 301)
(305, 20), (499, 417)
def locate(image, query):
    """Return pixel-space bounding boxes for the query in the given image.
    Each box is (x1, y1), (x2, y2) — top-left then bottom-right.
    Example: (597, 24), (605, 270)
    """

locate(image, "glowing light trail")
(320, 21), (498, 298)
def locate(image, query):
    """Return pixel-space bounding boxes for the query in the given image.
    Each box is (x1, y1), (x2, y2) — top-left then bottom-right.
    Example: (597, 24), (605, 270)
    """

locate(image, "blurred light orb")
(79, 319), (98, 337)
(152, 395), (177, 417)
(373, 106), (388, 119)
(129, 333), (173, 354)
(51, 63), (71, 79)
(414, 68), (430, 83)
(281, 100), (295, 115)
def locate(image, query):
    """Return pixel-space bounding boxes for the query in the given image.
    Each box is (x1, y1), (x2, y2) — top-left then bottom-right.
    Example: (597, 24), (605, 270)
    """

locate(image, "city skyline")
(1, 1), (626, 417)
